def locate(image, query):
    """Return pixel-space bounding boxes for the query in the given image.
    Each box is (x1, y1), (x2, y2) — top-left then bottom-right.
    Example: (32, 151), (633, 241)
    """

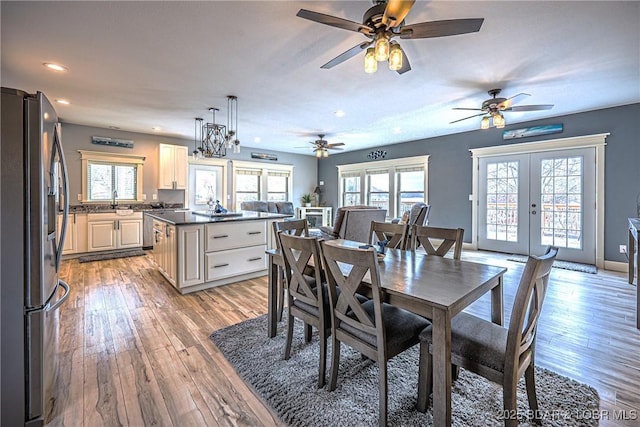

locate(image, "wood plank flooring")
(46, 251), (640, 427)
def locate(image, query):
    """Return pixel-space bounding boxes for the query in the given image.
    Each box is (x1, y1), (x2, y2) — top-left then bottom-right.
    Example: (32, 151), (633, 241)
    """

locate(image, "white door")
(478, 147), (596, 264)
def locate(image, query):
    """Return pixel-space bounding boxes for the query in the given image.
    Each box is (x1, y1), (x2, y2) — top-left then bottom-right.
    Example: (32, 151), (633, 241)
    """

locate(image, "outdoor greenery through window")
(79, 150), (145, 203)
(235, 169), (262, 210)
(338, 156), (428, 219)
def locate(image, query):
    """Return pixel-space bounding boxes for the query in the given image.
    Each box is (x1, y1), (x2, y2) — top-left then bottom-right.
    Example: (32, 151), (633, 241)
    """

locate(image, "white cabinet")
(158, 143), (188, 190)
(178, 225), (204, 288)
(296, 206), (333, 228)
(153, 220), (179, 287)
(57, 213), (76, 254)
(87, 212), (143, 252)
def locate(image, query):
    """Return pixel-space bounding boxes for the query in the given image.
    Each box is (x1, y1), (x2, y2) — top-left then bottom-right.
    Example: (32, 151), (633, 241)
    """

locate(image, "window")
(366, 169), (389, 212)
(267, 171), (290, 202)
(341, 173), (361, 206)
(396, 166), (425, 215)
(235, 169), (262, 210)
(232, 161), (294, 210)
(338, 156), (428, 219)
(79, 151), (145, 203)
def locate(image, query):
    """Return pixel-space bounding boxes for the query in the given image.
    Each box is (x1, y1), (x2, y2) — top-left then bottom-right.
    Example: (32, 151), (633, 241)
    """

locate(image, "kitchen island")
(145, 210), (291, 294)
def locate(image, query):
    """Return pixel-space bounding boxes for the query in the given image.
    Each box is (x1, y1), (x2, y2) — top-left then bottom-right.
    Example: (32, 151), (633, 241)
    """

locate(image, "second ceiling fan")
(297, 0), (484, 74)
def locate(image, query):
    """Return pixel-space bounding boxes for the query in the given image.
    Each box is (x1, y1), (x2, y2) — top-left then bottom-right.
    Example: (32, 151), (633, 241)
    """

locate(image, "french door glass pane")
(539, 156), (583, 249)
(485, 161), (519, 242)
(194, 170), (217, 204)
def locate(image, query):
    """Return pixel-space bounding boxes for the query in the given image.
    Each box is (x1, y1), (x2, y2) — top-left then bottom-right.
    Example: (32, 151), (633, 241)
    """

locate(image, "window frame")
(231, 160), (294, 210)
(79, 150), (145, 203)
(337, 155), (429, 219)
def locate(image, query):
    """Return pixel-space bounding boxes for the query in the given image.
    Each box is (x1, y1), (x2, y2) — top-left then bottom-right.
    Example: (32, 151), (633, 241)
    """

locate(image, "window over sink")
(79, 150), (145, 203)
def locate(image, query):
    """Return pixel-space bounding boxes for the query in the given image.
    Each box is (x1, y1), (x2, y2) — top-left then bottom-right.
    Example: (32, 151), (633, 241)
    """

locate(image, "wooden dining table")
(266, 239), (507, 427)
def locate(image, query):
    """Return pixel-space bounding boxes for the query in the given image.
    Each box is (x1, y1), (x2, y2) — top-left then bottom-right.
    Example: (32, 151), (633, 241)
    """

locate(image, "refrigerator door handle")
(51, 123), (69, 271)
(48, 280), (70, 312)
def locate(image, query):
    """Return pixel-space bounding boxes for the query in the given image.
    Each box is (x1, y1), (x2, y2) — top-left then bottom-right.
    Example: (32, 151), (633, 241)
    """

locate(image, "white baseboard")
(604, 260), (629, 273)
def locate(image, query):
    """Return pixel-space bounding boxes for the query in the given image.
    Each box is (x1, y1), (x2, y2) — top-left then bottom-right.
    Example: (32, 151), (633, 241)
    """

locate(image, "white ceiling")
(2, 1), (639, 156)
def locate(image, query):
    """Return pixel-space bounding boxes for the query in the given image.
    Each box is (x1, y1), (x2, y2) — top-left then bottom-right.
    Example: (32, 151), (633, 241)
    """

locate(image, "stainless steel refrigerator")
(1, 88), (71, 427)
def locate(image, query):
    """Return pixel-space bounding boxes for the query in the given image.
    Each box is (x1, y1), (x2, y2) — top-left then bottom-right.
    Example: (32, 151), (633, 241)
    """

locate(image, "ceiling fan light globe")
(315, 149), (322, 158)
(480, 116), (490, 130)
(364, 47), (377, 73)
(388, 43), (403, 71)
(374, 33), (390, 61)
(323, 149), (329, 157)
(493, 114), (506, 128)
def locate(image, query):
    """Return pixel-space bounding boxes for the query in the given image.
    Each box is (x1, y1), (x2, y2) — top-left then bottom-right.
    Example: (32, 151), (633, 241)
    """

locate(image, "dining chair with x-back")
(416, 246), (559, 426)
(413, 225), (464, 260)
(321, 241), (431, 427)
(279, 232), (329, 388)
(272, 219), (309, 321)
(368, 221), (409, 251)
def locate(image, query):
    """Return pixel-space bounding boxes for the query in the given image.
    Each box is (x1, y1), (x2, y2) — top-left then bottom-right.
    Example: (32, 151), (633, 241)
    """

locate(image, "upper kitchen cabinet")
(158, 143), (188, 190)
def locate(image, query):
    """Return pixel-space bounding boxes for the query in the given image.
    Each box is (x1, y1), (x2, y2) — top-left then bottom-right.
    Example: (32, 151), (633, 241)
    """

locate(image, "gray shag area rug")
(507, 256), (598, 274)
(210, 314), (600, 427)
(78, 249), (147, 263)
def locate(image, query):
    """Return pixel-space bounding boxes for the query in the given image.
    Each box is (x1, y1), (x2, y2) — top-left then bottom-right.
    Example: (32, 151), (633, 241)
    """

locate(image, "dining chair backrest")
(368, 221), (409, 250)
(321, 242), (384, 348)
(413, 225), (464, 259)
(505, 246), (558, 376)
(272, 219), (309, 251)
(279, 233), (325, 312)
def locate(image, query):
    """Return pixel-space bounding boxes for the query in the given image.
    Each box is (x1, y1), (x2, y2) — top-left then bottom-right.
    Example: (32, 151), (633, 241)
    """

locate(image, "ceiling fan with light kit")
(451, 89), (554, 129)
(304, 134), (345, 158)
(296, 0), (484, 74)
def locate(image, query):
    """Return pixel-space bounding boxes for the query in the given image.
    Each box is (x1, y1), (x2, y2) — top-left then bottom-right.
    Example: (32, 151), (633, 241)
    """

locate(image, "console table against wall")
(296, 206), (332, 228)
(628, 218), (640, 328)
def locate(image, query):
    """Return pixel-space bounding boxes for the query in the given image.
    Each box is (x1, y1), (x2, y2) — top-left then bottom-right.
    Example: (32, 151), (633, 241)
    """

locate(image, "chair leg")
(328, 336), (341, 392)
(304, 323), (312, 342)
(377, 354), (388, 427)
(317, 327), (327, 388)
(416, 341), (432, 412)
(503, 376), (519, 427)
(276, 267), (285, 321)
(283, 309), (294, 360)
(525, 364), (541, 425)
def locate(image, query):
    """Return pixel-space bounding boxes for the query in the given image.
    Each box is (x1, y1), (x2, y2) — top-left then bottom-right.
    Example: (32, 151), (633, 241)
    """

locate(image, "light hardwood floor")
(47, 251), (640, 427)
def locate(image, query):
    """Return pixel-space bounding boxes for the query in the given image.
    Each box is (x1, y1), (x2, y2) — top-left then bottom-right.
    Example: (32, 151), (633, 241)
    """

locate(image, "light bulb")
(364, 47), (377, 73)
(493, 114), (505, 128)
(322, 149), (329, 158)
(480, 116), (490, 130)
(316, 150), (322, 158)
(375, 33), (390, 61)
(233, 140), (240, 154)
(388, 43), (402, 71)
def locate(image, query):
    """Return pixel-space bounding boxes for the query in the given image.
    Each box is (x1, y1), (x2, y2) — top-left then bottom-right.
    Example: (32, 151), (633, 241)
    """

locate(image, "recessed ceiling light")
(393, 127), (402, 134)
(43, 62), (68, 72)
(254, 137), (261, 143)
(55, 99), (70, 105)
(109, 126), (120, 130)
(334, 110), (346, 118)
(152, 127), (162, 132)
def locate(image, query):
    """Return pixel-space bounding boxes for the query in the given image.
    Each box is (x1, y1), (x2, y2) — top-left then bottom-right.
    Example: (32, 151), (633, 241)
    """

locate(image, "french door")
(478, 148), (596, 264)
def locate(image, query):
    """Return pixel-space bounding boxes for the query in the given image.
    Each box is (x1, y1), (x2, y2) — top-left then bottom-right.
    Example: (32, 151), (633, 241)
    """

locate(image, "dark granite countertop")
(66, 203), (185, 214)
(144, 210), (291, 225)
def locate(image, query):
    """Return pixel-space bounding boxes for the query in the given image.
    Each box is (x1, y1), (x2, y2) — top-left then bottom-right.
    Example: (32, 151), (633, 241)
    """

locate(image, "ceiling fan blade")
(382, 0), (416, 28)
(297, 9), (372, 35)
(452, 107), (484, 111)
(326, 142), (345, 148)
(400, 18), (484, 39)
(395, 44), (412, 74)
(499, 92), (530, 109)
(450, 112), (486, 124)
(505, 104), (554, 112)
(327, 147), (344, 151)
(321, 41), (373, 69)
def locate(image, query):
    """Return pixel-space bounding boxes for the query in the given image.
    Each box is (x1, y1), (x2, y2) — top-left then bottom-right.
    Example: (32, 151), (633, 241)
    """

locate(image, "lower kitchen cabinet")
(178, 225), (204, 288)
(87, 212), (143, 252)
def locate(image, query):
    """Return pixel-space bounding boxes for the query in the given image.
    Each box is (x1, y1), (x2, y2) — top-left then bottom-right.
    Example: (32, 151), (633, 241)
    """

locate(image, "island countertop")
(144, 210), (292, 225)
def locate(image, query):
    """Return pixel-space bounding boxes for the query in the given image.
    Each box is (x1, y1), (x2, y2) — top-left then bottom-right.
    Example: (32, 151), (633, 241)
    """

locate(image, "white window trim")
(469, 133), (608, 268)
(337, 155), (429, 219)
(79, 150), (145, 203)
(231, 160), (294, 208)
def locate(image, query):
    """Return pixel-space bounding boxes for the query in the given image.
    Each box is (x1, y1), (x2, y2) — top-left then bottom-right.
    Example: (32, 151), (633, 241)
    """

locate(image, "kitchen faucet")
(111, 190), (118, 209)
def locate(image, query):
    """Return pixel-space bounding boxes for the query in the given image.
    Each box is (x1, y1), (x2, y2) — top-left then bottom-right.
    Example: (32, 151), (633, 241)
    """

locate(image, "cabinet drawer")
(205, 221), (266, 251)
(205, 245), (267, 281)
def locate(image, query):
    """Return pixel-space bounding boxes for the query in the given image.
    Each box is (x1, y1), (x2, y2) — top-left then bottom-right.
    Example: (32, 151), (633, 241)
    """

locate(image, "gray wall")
(60, 123), (318, 207)
(318, 103), (640, 263)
